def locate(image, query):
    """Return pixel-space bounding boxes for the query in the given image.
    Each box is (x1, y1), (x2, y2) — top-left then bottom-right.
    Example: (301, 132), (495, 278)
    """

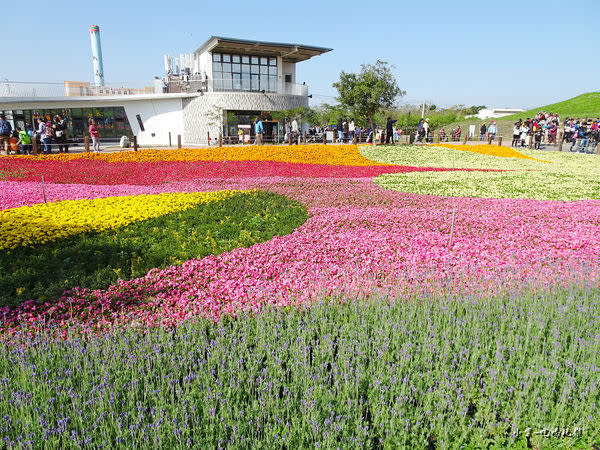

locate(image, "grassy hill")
(501, 92), (600, 121)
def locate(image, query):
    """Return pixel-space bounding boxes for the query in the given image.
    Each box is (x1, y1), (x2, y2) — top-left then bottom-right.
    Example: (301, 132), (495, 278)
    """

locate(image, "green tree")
(310, 104), (350, 128)
(333, 60), (405, 133)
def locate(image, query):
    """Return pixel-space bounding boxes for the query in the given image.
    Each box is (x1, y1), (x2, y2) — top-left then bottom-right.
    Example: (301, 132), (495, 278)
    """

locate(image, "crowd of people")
(0, 114), (104, 155)
(0, 113), (73, 155)
(510, 111), (599, 153)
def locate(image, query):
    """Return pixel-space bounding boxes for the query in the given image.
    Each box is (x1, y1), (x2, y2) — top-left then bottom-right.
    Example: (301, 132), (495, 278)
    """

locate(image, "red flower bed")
(0, 159), (488, 185)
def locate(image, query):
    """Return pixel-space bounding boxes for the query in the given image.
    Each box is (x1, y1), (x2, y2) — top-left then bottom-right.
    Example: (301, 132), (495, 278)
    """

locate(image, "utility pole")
(421, 101), (425, 119)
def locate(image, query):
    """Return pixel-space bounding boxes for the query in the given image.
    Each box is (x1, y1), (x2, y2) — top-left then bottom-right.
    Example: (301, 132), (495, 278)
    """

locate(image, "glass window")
(232, 55), (240, 63)
(232, 63), (241, 73)
(114, 107), (126, 119)
(213, 53), (221, 62)
(222, 63), (231, 73)
(213, 62), (222, 72)
(269, 75), (278, 92)
(223, 78), (232, 90)
(269, 66), (277, 75)
(214, 79), (223, 91)
(260, 57), (268, 65)
(251, 56), (259, 64)
(269, 57), (277, 66)
(260, 65), (268, 75)
(251, 65), (259, 74)
(260, 75), (268, 90)
(222, 54), (231, 63)
(251, 74), (259, 91)
(233, 73), (241, 90)
(242, 72), (250, 90)
(242, 56), (249, 64)
(241, 64), (250, 73)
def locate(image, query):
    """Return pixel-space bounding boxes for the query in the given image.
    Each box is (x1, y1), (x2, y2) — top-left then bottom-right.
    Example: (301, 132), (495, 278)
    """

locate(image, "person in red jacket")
(89, 118), (101, 152)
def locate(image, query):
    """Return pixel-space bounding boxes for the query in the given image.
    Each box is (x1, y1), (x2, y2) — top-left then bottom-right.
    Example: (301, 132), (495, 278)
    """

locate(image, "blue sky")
(3, 0), (597, 109)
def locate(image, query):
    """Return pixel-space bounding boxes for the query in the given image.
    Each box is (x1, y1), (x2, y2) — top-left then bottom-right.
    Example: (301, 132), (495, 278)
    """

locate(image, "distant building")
(64, 81), (154, 97)
(0, 36), (331, 146)
(475, 108), (525, 120)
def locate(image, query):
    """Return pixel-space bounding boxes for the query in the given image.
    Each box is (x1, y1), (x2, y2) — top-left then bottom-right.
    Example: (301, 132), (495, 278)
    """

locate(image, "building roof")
(0, 92), (201, 109)
(195, 36), (332, 63)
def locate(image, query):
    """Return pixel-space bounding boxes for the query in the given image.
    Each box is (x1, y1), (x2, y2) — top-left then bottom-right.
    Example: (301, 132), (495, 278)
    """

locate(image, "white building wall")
(199, 51), (212, 79)
(123, 98), (184, 146)
(282, 62), (296, 84)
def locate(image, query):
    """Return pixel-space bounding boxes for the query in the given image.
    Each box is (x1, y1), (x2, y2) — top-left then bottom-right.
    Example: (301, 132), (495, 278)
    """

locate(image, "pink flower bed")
(0, 158), (487, 185)
(3, 177), (600, 332)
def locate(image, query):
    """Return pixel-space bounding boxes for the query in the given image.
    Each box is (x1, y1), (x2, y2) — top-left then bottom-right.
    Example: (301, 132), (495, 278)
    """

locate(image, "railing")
(0, 81), (156, 99)
(0, 79), (310, 99)
(164, 77), (309, 97)
(0, 81), (66, 98)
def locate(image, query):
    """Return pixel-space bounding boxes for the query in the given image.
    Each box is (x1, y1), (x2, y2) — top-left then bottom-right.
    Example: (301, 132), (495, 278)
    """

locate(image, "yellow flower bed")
(6, 145), (389, 167)
(431, 143), (551, 163)
(0, 191), (244, 251)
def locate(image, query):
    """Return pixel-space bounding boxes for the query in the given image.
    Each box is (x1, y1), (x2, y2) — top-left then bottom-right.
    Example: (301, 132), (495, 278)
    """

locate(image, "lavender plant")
(1, 286), (599, 448)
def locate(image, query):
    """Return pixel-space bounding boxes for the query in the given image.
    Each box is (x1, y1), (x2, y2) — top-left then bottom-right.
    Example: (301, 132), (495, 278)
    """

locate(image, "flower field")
(365, 144), (600, 200)
(1, 143), (599, 447)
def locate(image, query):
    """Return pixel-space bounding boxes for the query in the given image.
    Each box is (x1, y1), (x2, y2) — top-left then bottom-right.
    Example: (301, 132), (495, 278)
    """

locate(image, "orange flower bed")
(432, 143), (551, 163)
(5, 145), (390, 167)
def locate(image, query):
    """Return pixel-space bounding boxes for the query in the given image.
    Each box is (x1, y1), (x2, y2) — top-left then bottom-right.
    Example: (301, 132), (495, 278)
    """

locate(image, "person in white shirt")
(512, 123), (521, 147)
(291, 117), (299, 144)
(423, 118), (430, 141)
(487, 121), (498, 140)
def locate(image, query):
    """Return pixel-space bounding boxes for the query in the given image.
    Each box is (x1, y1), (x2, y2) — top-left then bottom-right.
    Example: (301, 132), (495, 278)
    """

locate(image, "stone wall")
(182, 92), (307, 144)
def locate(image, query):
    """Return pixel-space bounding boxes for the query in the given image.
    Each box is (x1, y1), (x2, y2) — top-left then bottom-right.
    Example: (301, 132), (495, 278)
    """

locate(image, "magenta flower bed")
(3, 177), (600, 333)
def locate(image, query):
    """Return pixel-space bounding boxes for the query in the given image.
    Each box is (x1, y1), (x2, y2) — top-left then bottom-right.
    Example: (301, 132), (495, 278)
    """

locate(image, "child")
(16, 127), (32, 154)
(89, 118), (101, 152)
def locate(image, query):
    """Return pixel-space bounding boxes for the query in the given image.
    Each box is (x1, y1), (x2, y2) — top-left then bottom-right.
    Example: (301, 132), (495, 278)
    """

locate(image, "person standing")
(423, 118), (430, 142)
(0, 113), (12, 155)
(284, 118), (290, 142)
(16, 127), (32, 154)
(570, 120), (580, 152)
(488, 121), (497, 141)
(55, 115), (69, 153)
(336, 118), (343, 143)
(534, 125), (543, 149)
(253, 117), (263, 145)
(547, 121), (558, 144)
(89, 118), (101, 152)
(291, 116), (299, 144)
(342, 119), (349, 143)
(577, 121), (591, 154)
(36, 118), (51, 154)
(416, 119), (424, 142)
(512, 122), (521, 147)
(590, 121), (600, 154)
(480, 122), (487, 141)
(348, 119), (355, 141)
(519, 121), (529, 147)
(385, 117), (398, 144)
